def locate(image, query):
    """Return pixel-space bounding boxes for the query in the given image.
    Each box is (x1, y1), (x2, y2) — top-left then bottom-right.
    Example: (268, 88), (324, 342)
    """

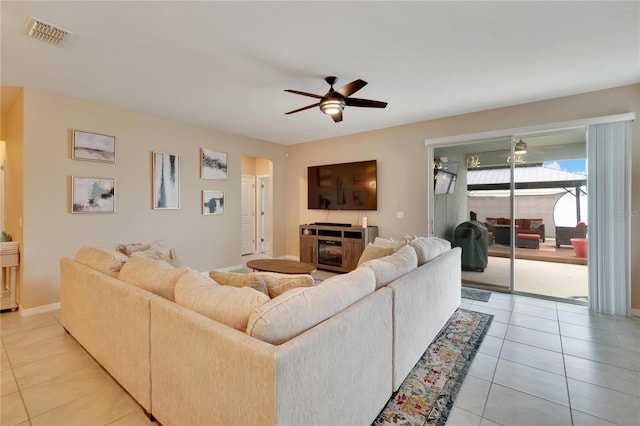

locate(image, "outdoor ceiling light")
(514, 139), (528, 155)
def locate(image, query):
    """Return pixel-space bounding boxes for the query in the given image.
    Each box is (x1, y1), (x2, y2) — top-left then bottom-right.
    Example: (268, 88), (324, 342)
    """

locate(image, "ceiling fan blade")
(284, 89), (323, 99)
(336, 79), (367, 97)
(345, 97), (388, 108)
(331, 111), (343, 123)
(285, 103), (320, 115)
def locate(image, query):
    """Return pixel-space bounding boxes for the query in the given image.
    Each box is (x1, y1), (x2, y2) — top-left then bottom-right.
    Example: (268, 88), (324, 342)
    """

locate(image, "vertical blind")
(587, 120), (632, 316)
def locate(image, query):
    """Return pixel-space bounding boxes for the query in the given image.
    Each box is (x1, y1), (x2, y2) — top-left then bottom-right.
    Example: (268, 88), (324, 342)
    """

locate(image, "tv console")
(300, 224), (378, 273)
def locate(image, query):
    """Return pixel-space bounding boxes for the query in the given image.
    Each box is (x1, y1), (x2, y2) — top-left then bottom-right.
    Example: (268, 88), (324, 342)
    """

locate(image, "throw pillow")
(118, 257), (189, 301)
(361, 244), (418, 289)
(576, 221), (587, 229)
(209, 270), (269, 296)
(357, 244), (395, 267)
(175, 270), (270, 331)
(246, 267), (375, 345)
(254, 272), (316, 298)
(529, 220), (543, 230)
(74, 247), (128, 277)
(409, 237), (451, 266)
(117, 239), (180, 266)
(372, 237), (405, 251)
(485, 219), (498, 227)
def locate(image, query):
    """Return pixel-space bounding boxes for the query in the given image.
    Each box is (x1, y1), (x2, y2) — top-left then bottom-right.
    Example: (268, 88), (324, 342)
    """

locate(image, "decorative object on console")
(202, 190), (224, 215)
(72, 129), (116, 163)
(71, 176), (115, 213)
(153, 151), (180, 209)
(200, 148), (227, 180)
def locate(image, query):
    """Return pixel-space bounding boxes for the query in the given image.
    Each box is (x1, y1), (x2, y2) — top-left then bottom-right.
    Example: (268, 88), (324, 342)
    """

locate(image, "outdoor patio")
(462, 238), (588, 301)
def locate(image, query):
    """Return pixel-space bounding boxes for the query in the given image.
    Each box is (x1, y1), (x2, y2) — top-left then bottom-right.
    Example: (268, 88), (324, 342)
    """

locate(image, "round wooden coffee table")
(246, 259), (317, 274)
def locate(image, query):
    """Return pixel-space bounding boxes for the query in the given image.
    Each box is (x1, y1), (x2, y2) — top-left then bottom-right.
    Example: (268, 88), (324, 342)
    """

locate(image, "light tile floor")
(448, 293), (640, 426)
(1, 292), (638, 426)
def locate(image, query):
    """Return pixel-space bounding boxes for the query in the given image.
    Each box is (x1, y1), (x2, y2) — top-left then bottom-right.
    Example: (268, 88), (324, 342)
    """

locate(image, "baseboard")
(20, 302), (61, 317)
(215, 264), (243, 272)
(630, 307), (640, 318)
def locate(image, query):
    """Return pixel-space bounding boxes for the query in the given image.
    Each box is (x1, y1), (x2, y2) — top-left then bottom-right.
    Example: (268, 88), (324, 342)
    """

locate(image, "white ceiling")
(2, 1), (639, 145)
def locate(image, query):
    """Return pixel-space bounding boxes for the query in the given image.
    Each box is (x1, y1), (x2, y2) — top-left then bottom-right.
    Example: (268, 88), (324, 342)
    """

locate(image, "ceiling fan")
(284, 76), (387, 122)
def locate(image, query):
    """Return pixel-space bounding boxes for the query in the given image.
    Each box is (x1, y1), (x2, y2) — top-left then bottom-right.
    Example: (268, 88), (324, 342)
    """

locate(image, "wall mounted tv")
(308, 160), (377, 210)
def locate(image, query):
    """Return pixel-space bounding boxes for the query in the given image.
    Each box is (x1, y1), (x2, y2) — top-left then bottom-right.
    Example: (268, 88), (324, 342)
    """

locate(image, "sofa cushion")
(247, 267), (376, 345)
(209, 270), (269, 296)
(118, 257), (189, 301)
(409, 237), (451, 266)
(357, 244), (396, 267)
(254, 272), (316, 298)
(361, 245), (418, 289)
(175, 270), (270, 331)
(74, 247), (129, 277)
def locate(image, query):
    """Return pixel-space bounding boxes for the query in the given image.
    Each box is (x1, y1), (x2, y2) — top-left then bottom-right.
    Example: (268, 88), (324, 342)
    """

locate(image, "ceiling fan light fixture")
(514, 139), (528, 155)
(320, 98), (344, 115)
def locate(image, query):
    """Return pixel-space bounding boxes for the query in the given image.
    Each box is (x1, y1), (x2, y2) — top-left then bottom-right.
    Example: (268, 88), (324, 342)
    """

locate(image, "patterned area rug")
(373, 309), (493, 426)
(461, 287), (491, 302)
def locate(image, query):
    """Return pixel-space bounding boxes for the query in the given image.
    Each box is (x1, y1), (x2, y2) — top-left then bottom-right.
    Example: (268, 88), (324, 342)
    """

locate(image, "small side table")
(1, 242), (20, 312)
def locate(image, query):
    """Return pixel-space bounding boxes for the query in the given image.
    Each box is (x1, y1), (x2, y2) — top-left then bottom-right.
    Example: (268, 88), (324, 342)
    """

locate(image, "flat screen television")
(434, 160), (458, 195)
(308, 160), (377, 210)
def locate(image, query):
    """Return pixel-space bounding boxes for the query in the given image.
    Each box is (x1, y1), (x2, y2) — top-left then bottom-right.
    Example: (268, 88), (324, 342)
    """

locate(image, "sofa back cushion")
(247, 267), (375, 345)
(209, 270), (269, 296)
(409, 237), (451, 266)
(175, 270), (270, 331)
(118, 257), (189, 301)
(74, 247), (129, 277)
(360, 245), (418, 289)
(254, 272), (316, 298)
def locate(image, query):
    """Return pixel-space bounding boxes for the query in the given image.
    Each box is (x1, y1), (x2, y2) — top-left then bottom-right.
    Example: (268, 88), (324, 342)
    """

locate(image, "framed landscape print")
(71, 176), (115, 213)
(201, 148), (227, 180)
(202, 190), (224, 215)
(72, 130), (116, 163)
(153, 152), (180, 209)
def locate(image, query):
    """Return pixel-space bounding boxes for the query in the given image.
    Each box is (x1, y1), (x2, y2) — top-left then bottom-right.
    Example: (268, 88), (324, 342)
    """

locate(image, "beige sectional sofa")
(60, 238), (461, 426)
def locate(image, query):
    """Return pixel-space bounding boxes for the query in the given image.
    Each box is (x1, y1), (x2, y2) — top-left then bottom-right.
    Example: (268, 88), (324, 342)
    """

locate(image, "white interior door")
(257, 176), (270, 253)
(241, 175), (255, 255)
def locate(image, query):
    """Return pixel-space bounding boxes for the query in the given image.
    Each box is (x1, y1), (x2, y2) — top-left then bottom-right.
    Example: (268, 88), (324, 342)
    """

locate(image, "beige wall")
(14, 88), (287, 309)
(285, 84), (640, 310)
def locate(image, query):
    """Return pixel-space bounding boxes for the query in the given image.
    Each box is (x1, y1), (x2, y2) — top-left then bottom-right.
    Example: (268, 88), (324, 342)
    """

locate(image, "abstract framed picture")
(201, 148), (228, 180)
(202, 190), (224, 215)
(71, 176), (115, 213)
(72, 130), (116, 163)
(153, 152), (180, 209)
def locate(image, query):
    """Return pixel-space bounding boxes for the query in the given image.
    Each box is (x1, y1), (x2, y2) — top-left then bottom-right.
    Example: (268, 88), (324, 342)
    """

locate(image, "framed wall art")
(201, 148), (227, 180)
(72, 130), (116, 163)
(71, 176), (115, 213)
(202, 190), (224, 215)
(153, 152), (180, 209)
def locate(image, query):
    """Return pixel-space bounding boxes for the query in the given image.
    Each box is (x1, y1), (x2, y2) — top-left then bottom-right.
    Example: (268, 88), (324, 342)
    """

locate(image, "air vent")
(22, 16), (71, 46)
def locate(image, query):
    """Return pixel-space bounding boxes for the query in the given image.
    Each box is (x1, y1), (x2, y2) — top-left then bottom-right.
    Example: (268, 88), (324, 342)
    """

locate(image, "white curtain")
(587, 120), (632, 316)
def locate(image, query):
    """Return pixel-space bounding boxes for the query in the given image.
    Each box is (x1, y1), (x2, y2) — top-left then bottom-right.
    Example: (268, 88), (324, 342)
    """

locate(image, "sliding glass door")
(432, 131), (589, 302)
(511, 131), (588, 301)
